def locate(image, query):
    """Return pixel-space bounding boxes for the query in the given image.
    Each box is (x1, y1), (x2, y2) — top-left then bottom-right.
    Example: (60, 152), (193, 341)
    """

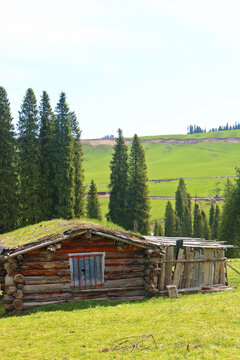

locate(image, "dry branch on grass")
(101, 334), (158, 352)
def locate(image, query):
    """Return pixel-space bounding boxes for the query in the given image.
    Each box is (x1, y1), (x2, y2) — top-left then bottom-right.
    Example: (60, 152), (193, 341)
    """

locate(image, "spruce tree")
(201, 210), (210, 239)
(39, 91), (55, 220)
(154, 221), (163, 236)
(158, 223), (163, 236)
(0, 87), (18, 233)
(126, 134), (150, 234)
(193, 203), (202, 238)
(107, 129), (128, 227)
(53, 93), (75, 219)
(209, 204), (215, 237)
(182, 205), (192, 237)
(219, 179), (239, 256)
(17, 88), (40, 225)
(153, 220), (158, 236)
(71, 112), (85, 218)
(164, 201), (175, 236)
(175, 188), (184, 220)
(175, 178), (192, 236)
(212, 204), (220, 239)
(86, 180), (102, 220)
(174, 214), (182, 236)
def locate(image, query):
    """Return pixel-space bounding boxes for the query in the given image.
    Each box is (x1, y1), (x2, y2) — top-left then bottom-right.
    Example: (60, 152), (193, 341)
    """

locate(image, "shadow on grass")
(0, 298), (148, 318)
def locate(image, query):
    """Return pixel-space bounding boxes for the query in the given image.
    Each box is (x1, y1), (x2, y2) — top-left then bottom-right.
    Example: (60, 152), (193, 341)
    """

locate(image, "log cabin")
(0, 223), (234, 312)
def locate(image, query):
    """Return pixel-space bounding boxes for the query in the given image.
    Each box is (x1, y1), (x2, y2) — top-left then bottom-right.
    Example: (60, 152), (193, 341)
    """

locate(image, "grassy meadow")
(84, 142), (240, 185)
(84, 131), (240, 224)
(0, 260), (239, 360)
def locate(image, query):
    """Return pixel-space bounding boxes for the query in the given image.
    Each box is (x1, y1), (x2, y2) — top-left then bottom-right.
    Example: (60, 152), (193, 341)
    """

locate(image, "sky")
(1, 0), (240, 139)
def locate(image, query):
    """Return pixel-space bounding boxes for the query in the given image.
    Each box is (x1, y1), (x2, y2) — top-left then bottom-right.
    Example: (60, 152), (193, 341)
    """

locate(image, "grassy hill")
(83, 130), (240, 224)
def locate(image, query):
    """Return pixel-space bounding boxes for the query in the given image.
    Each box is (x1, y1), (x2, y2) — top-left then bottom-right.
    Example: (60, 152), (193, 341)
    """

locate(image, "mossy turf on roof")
(0, 218), (128, 248)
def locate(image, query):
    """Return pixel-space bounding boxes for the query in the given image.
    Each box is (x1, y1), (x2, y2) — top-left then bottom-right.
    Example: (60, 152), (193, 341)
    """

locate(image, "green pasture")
(0, 260), (239, 359)
(83, 142), (240, 190)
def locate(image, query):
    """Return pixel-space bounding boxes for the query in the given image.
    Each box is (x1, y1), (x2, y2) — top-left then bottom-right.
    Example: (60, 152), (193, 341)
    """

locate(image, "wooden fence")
(157, 247), (226, 292)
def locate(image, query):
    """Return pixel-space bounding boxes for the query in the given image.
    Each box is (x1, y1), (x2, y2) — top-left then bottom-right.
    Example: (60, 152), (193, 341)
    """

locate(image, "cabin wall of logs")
(1, 233), (228, 312)
(2, 233), (160, 312)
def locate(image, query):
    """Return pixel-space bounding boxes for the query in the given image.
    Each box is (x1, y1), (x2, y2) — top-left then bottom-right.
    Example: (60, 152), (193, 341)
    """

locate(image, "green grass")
(0, 260), (239, 359)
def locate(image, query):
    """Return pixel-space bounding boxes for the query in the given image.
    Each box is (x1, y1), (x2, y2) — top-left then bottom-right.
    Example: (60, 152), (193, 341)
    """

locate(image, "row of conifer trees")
(153, 178), (220, 240)
(0, 87), (85, 233)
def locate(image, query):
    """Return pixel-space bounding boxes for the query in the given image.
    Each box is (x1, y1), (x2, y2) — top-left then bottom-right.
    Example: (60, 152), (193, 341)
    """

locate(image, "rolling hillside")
(83, 130), (240, 224)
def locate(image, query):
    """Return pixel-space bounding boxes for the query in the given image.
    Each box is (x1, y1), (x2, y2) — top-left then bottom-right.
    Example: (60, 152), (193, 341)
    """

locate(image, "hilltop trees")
(17, 88), (41, 225)
(126, 134), (150, 234)
(107, 129), (128, 227)
(86, 180), (102, 220)
(0, 87), (18, 233)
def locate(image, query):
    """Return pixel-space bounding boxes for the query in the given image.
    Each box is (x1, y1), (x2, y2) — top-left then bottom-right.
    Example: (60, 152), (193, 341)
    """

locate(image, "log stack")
(2, 256), (24, 312)
(144, 249), (163, 297)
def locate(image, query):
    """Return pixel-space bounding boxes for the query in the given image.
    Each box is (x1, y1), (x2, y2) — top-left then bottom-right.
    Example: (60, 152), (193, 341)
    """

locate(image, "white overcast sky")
(1, 0), (240, 138)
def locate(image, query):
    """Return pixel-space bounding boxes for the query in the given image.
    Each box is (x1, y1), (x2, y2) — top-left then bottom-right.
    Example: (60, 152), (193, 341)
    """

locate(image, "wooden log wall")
(0, 256), (6, 294)
(156, 247), (227, 293)
(3, 234), (152, 311)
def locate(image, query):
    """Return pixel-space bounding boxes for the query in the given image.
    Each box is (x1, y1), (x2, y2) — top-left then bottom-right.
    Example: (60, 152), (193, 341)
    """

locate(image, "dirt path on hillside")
(82, 137), (240, 146)
(85, 174), (236, 187)
(97, 192), (225, 202)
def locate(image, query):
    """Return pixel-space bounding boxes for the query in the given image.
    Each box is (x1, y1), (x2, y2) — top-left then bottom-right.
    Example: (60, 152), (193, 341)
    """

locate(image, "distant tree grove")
(0, 87), (85, 233)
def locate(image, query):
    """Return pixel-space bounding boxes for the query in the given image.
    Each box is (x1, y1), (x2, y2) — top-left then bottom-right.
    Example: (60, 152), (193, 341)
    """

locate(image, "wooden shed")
(0, 224), (234, 312)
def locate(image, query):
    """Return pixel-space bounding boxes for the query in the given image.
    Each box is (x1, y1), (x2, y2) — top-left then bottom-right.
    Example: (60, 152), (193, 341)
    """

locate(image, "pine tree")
(182, 205), (192, 237)
(175, 178), (192, 236)
(17, 88), (40, 225)
(86, 180), (101, 220)
(212, 204), (220, 239)
(71, 112), (85, 218)
(164, 201), (175, 236)
(175, 188), (184, 220)
(39, 91), (55, 220)
(153, 220), (158, 236)
(201, 210), (210, 240)
(174, 214), (182, 236)
(0, 87), (18, 233)
(154, 221), (163, 236)
(193, 203), (202, 238)
(126, 134), (150, 234)
(53, 93), (75, 219)
(158, 223), (163, 236)
(219, 179), (238, 256)
(107, 129), (128, 227)
(209, 204), (215, 237)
